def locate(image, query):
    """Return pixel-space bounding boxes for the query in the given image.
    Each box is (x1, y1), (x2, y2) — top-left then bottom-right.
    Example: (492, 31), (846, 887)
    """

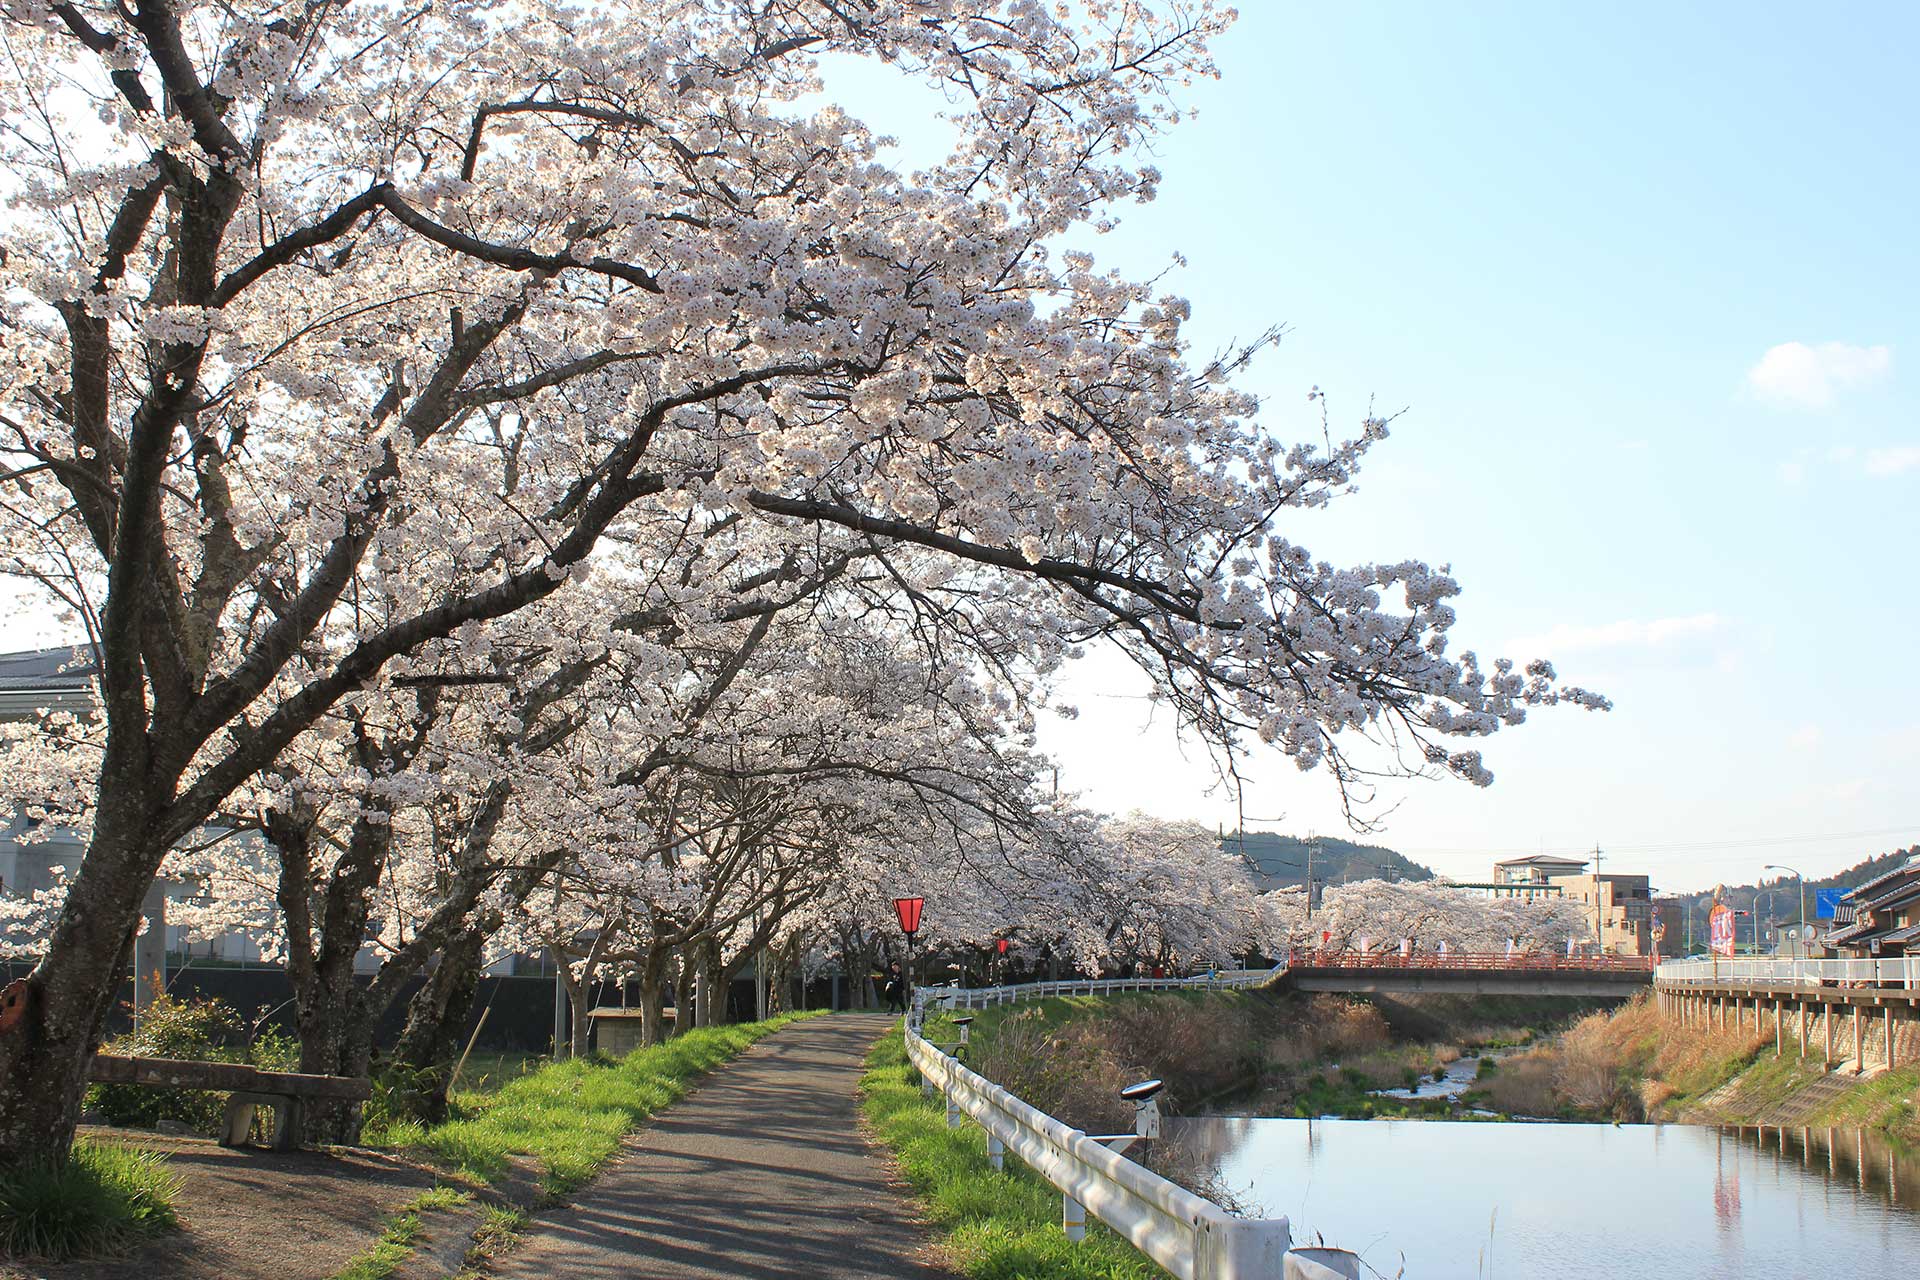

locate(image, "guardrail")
(907, 969), (1361, 1280)
(1655, 955), (1920, 989)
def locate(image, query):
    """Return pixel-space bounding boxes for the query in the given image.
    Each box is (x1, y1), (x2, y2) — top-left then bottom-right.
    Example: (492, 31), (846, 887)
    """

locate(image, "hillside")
(1224, 830), (1435, 891)
(1665, 844), (1919, 936)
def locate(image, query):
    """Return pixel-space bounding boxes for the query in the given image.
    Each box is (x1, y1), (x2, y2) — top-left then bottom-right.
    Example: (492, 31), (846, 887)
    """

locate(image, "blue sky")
(1007, 4), (1920, 890)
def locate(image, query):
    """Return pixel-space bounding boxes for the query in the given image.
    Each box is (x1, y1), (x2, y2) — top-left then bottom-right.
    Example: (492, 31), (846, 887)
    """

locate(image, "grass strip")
(860, 1021), (1169, 1280)
(1806, 1063), (1920, 1139)
(329, 1186), (473, 1280)
(397, 1011), (819, 1197)
(0, 1137), (181, 1261)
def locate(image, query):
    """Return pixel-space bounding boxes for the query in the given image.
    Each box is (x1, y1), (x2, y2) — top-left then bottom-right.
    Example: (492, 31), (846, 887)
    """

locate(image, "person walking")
(882, 961), (906, 1012)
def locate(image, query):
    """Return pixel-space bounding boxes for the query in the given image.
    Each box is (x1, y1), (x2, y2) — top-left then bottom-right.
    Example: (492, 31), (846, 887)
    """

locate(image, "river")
(1167, 1115), (1920, 1278)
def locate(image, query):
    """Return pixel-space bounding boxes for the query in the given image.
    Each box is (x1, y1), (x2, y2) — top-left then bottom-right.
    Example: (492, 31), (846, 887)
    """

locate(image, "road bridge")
(1278, 950), (1654, 998)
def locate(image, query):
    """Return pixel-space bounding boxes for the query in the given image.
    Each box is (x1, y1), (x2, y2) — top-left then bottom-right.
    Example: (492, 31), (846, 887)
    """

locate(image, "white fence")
(907, 969), (1359, 1280)
(1655, 955), (1920, 989)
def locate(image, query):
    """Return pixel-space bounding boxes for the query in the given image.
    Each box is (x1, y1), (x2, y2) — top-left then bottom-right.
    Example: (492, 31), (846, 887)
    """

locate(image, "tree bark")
(638, 948), (671, 1047)
(389, 927), (486, 1125)
(0, 796), (168, 1164)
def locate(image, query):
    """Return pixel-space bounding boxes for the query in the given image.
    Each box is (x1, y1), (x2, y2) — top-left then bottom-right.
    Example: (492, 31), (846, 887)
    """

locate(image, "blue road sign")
(1815, 888), (1845, 919)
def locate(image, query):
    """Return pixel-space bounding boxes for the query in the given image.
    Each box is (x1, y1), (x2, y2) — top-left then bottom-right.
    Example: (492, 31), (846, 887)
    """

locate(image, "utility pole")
(1592, 843), (1604, 955)
(1305, 830), (1316, 918)
(550, 874), (568, 1059)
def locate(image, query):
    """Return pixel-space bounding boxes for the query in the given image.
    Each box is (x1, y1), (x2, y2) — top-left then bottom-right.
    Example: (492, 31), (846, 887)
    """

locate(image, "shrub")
(0, 1139), (180, 1260)
(85, 994), (299, 1135)
(965, 1009), (1135, 1134)
(1476, 1049), (1562, 1117)
(85, 994), (250, 1132)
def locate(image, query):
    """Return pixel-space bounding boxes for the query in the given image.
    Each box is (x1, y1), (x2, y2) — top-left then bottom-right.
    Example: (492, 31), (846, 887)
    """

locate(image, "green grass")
(448, 1051), (541, 1100)
(860, 1021), (1170, 1280)
(329, 1187), (473, 1280)
(405, 1012), (818, 1196)
(1806, 1064), (1920, 1139)
(1707, 1050), (1831, 1120)
(464, 1203), (530, 1267)
(0, 1137), (181, 1260)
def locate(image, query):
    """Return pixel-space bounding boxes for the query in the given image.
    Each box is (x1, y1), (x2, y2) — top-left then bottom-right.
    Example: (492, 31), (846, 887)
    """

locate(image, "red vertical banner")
(1709, 903), (1736, 957)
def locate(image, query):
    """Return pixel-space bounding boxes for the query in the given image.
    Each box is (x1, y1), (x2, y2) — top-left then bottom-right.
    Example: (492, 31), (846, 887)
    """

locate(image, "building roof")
(1825, 920), (1876, 946)
(1493, 854), (1590, 869)
(0, 646), (97, 688)
(0, 646), (99, 722)
(1841, 855), (1920, 904)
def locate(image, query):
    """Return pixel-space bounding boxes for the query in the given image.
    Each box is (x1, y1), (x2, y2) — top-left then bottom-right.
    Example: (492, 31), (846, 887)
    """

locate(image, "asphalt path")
(488, 1013), (954, 1279)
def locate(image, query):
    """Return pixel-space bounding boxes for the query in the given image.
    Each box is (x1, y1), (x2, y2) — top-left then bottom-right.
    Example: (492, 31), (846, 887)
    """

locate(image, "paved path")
(490, 1014), (953, 1280)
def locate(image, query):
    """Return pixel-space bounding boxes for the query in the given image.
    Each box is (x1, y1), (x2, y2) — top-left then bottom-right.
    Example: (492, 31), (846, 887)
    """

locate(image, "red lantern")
(996, 937), (1010, 955)
(893, 896), (925, 936)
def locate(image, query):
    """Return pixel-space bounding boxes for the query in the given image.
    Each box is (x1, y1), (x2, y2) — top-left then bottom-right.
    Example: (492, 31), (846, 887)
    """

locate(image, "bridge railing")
(1285, 949), (1655, 972)
(905, 967), (1320, 1280)
(1655, 955), (1920, 989)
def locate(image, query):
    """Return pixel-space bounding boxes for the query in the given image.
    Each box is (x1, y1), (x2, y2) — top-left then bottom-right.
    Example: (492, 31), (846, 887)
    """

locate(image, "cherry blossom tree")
(1303, 880), (1589, 956)
(0, 0), (1606, 1164)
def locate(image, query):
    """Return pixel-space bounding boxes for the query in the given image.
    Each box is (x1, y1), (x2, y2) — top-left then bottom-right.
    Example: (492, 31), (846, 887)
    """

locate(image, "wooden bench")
(87, 1054), (371, 1151)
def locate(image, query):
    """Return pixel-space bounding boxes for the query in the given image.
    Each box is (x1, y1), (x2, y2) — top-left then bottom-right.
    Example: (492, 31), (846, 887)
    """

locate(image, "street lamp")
(1764, 865), (1807, 958)
(893, 896), (925, 1005)
(995, 935), (1010, 985)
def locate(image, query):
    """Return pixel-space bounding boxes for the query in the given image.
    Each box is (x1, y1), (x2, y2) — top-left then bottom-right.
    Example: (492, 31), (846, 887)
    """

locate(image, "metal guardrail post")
(1062, 1191), (1087, 1242)
(987, 1133), (1005, 1171)
(1283, 1247), (1363, 1279)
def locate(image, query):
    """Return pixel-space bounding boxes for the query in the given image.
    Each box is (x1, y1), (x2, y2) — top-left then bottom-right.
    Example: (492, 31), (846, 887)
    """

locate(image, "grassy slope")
(1806, 1064), (1920, 1135)
(860, 1022), (1169, 1280)
(1485, 995), (1920, 1138)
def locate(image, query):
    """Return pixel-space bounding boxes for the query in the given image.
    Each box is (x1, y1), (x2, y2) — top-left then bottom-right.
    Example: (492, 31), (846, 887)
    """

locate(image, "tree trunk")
(638, 949), (670, 1047)
(560, 965), (594, 1059)
(0, 806), (169, 1166)
(663, 949), (686, 1037)
(389, 928), (486, 1125)
(697, 942), (726, 1027)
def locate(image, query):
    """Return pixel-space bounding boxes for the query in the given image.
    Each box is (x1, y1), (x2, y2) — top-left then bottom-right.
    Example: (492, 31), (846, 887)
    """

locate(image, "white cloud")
(1509, 612), (1722, 654)
(1787, 723), (1823, 752)
(1865, 445), (1920, 476)
(1746, 341), (1890, 410)
(1776, 459), (1806, 485)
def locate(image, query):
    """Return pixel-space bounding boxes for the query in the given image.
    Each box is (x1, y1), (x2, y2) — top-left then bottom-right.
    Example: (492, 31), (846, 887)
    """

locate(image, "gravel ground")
(5, 1130), (442, 1280)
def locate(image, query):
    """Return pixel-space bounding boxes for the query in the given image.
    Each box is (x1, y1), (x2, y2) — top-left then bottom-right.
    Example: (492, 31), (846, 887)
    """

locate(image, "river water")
(1168, 1116), (1920, 1278)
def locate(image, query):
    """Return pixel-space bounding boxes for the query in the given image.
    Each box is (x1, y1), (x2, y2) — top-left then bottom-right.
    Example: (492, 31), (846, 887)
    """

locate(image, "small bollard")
(1062, 1192), (1087, 1242)
(986, 1133), (1005, 1172)
(1283, 1247), (1362, 1280)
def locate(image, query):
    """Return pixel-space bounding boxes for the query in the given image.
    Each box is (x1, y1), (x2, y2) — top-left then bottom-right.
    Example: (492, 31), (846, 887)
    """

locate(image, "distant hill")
(1663, 844), (1919, 944)
(1224, 831), (1436, 891)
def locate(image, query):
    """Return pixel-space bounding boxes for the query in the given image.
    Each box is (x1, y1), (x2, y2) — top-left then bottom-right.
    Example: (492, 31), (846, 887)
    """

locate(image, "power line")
(1385, 823), (1917, 859)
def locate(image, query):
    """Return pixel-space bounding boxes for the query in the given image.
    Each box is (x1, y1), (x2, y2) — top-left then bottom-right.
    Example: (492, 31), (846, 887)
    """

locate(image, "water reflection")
(1168, 1115), (1920, 1278)
(1725, 1122), (1919, 1212)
